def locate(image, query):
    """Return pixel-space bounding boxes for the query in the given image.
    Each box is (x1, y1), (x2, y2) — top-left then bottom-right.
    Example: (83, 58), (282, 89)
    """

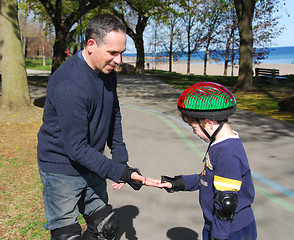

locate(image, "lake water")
(124, 46), (294, 64)
(261, 46), (294, 64)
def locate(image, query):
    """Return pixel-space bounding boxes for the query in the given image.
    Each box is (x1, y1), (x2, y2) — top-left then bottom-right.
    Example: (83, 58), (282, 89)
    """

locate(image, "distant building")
(24, 36), (52, 58)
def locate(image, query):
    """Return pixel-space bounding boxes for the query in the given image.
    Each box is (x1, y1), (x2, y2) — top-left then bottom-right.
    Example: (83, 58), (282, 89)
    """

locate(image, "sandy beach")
(123, 56), (294, 76)
(155, 61), (294, 76)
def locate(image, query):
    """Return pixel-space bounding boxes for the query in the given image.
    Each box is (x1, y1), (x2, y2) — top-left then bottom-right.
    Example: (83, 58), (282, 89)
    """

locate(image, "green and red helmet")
(178, 82), (237, 121)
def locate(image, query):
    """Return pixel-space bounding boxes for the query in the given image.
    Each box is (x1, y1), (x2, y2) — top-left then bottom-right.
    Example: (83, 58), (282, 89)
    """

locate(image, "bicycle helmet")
(178, 82), (236, 121)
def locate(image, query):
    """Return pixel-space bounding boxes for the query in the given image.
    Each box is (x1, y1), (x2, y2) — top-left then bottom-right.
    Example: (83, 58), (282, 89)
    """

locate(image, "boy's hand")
(161, 175), (185, 193)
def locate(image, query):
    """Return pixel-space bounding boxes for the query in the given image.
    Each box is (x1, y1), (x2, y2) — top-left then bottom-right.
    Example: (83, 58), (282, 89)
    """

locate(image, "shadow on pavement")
(114, 205), (199, 240)
(166, 227), (199, 240)
(117, 74), (294, 142)
(230, 108), (294, 142)
(114, 205), (139, 240)
(117, 74), (181, 103)
(33, 73), (294, 143)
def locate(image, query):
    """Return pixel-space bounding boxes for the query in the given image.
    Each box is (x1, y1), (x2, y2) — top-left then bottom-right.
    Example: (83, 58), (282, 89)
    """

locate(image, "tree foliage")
(17, 0), (287, 81)
(252, 0), (284, 63)
(25, 0), (110, 73)
(108, 0), (169, 73)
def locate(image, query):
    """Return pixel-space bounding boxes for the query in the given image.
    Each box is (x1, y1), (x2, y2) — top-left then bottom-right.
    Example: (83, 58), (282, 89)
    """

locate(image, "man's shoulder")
(49, 55), (91, 85)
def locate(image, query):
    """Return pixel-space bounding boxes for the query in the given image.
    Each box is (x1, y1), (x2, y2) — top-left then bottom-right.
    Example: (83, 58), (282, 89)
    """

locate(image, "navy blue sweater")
(37, 53), (128, 182)
(182, 134), (255, 239)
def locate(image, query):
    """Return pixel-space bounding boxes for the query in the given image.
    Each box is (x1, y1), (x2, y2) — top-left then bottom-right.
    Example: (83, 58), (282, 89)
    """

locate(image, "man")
(37, 14), (145, 240)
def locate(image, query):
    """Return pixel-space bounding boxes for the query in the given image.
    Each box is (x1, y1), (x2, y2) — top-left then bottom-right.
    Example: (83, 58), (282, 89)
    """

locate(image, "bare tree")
(252, 0), (284, 64)
(223, 9), (238, 76)
(179, 0), (206, 75)
(200, 0), (224, 75)
(110, 0), (167, 73)
(157, 1), (183, 72)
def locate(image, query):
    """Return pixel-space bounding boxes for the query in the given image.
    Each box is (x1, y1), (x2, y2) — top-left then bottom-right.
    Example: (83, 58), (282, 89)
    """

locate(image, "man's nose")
(114, 54), (122, 65)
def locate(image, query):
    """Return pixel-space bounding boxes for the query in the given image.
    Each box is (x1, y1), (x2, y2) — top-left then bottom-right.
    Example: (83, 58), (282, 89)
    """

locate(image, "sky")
(273, 0), (294, 47)
(125, 0), (294, 53)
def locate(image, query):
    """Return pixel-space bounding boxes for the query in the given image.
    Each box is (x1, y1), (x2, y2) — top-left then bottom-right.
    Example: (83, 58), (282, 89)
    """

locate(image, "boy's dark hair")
(86, 14), (126, 45)
(181, 113), (228, 125)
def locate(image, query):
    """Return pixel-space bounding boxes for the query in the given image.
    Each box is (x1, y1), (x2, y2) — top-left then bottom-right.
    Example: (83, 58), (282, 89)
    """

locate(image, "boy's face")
(190, 121), (211, 143)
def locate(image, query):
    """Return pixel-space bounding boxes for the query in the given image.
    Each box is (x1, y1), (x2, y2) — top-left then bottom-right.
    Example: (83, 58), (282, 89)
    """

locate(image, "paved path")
(7, 71), (294, 239)
(111, 74), (294, 240)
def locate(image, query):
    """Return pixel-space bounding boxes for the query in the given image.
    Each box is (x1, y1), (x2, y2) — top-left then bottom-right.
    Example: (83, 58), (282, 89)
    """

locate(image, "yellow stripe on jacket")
(214, 175), (242, 191)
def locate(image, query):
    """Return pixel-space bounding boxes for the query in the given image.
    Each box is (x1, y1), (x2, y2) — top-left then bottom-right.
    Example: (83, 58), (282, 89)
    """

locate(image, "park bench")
(254, 67), (287, 85)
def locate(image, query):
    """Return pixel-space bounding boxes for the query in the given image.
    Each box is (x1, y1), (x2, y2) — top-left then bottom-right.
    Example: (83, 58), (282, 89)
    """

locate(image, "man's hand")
(113, 167), (146, 190)
(112, 182), (125, 190)
(131, 171), (146, 184)
(144, 177), (173, 189)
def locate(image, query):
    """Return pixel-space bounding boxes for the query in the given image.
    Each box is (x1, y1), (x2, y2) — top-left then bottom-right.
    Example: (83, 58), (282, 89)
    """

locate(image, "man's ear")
(86, 39), (96, 52)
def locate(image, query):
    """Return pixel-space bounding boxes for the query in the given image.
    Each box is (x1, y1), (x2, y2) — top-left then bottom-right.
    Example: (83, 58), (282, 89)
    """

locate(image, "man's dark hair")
(85, 14), (126, 45)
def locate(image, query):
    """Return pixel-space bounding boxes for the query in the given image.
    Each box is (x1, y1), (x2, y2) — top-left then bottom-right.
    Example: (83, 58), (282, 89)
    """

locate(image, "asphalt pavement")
(111, 74), (294, 240)
(21, 71), (294, 239)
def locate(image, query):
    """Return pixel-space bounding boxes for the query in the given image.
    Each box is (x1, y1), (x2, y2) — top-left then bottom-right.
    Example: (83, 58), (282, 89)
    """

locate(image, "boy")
(146, 82), (257, 240)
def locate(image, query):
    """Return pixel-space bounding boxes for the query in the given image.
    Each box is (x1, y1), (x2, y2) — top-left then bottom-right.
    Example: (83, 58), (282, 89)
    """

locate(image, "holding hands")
(112, 171), (147, 190)
(145, 176), (185, 192)
(113, 168), (183, 192)
(112, 174), (170, 190)
(145, 177), (172, 189)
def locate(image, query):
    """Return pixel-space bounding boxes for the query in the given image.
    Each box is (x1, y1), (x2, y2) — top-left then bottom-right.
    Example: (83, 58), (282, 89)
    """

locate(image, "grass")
(25, 58), (52, 71)
(0, 122), (49, 239)
(146, 70), (294, 124)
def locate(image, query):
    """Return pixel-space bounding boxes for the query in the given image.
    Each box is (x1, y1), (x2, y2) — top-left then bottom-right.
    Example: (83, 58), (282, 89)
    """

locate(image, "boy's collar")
(211, 130), (239, 146)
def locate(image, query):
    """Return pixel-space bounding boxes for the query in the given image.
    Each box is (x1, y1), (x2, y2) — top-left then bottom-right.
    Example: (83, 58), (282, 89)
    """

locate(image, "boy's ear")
(204, 119), (214, 128)
(204, 118), (212, 124)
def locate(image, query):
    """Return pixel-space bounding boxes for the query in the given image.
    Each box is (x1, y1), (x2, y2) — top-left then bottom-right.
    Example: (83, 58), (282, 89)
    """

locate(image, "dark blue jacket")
(37, 53), (127, 182)
(182, 134), (255, 239)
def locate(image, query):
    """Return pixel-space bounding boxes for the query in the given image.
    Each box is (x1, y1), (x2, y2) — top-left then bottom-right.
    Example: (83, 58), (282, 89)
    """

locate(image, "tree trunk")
(204, 49), (209, 76)
(169, 52), (173, 72)
(0, 0), (31, 111)
(51, 28), (67, 73)
(187, 52), (191, 75)
(224, 56), (229, 76)
(169, 39), (173, 72)
(38, 0), (105, 74)
(169, 25), (174, 72)
(224, 28), (233, 76)
(133, 35), (145, 74)
(234, 0), (256, 90)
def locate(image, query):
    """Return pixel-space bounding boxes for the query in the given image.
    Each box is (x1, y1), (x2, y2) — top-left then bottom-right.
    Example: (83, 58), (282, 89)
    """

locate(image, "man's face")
(87, 30), (126, 74)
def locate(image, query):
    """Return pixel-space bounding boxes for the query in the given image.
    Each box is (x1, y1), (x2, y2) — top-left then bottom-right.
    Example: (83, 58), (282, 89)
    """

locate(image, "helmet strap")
(199, 120), (225, 162)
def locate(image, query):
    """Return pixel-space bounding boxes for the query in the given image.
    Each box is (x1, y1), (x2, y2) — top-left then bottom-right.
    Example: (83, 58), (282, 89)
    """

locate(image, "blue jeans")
(202, 220), (257, 240)
(39, 169), (108, 230)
